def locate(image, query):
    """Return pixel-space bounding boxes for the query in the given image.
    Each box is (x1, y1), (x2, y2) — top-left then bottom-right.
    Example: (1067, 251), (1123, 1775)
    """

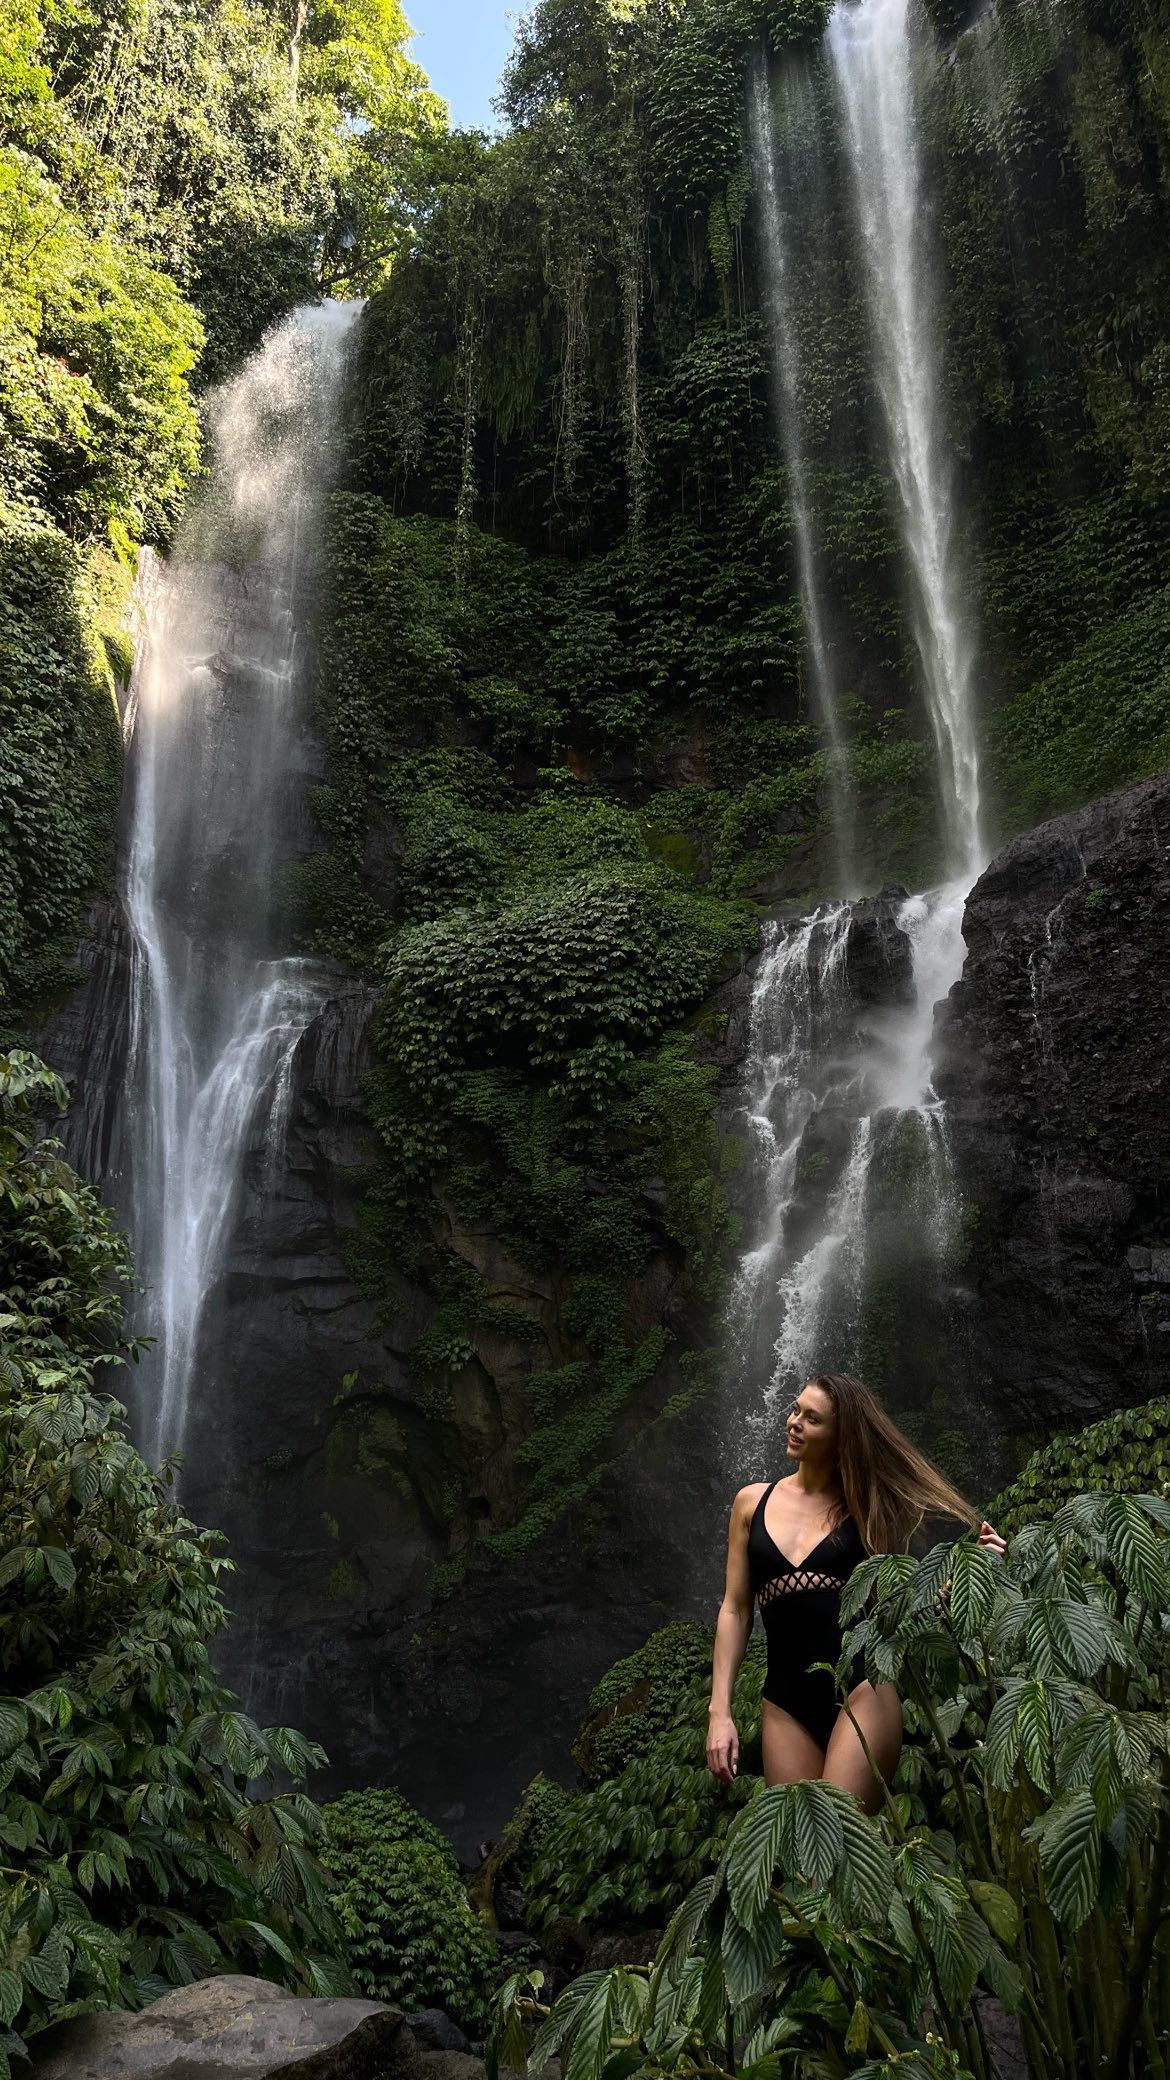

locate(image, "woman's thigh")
(761, 1697), (826, 1787)
(822, 1681), (903, 1814)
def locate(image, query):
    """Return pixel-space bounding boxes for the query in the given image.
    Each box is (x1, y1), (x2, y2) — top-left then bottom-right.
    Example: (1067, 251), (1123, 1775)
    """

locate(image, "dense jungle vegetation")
(0, 0), (442, 1019)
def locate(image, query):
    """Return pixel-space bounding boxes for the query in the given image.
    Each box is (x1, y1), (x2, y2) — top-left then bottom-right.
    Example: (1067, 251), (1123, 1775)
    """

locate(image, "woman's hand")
(977, 1520), (1007, 1557)
(706, 1710), (739, 1784)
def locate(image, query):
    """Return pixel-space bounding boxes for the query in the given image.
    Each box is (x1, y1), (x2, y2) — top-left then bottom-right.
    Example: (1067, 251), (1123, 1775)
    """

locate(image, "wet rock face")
(939, 772), (1170, 1442)
(167, 971), (725, 1857)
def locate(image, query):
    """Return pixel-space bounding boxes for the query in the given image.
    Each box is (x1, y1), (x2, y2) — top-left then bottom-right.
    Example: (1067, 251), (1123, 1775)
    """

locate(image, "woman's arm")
(706, 1486), (758, 1785)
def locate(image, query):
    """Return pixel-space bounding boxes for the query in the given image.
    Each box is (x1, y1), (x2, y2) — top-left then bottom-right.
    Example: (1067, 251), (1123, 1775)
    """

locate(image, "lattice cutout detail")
(757, 1571), (846, 1608)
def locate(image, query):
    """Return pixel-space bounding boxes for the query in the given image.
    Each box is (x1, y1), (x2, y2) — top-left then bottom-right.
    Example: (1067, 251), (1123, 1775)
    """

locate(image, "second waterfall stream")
(119, 299), (362, 1470)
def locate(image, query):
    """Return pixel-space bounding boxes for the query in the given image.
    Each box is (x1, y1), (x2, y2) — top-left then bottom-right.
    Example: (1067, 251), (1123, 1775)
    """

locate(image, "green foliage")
(990, 1397), (1170, 1534)
(574, 1622), (723, 1785)
(0, 0), (443, 1022)
(324, 1784), (458, 1867)
(991, 583), (1170, 826)
(1, 0), (442, 389)
(498, 1776), (584, 1900)
(523, 1649), (765, 1930)
(0, 1052), (348, 2067)
(322, 1787), (497, 2025)
(378, 863), (740, 1172)
(0, 153), (203, 541)
(496, 1500), (1170, 2080)
(0, 510), (122, 1020)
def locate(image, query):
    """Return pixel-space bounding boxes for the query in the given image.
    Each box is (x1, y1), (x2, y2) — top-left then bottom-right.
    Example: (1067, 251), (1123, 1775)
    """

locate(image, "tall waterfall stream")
(119, 300), (361, 1469)
(729, 0), (988, 1447)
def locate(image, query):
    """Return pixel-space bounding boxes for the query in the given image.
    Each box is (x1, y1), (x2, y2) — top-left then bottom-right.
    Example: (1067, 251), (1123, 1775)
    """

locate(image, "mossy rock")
(573, 1620), (717, 1784)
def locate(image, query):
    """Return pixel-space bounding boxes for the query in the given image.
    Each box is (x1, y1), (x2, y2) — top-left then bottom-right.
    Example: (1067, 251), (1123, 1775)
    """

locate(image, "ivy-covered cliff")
(290, 0), (1170, 1614)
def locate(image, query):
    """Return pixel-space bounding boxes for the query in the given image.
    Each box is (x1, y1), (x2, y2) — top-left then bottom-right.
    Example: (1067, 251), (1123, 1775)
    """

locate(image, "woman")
(706, 1373), (1006, 1814)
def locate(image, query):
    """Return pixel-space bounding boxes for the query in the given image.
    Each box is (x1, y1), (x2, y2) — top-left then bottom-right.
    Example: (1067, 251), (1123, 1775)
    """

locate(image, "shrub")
(379, 864), (742, 1176)
(523, 1648), (765, 1931)
(322, 1799), (498, 2026)
(0, 511), (121, 1019)
(990, 1397), (1170, 1534)
(324, 1784), (458, 1868)
(503, 1777), (584, 1901)
(0, 1053), (348, 2068)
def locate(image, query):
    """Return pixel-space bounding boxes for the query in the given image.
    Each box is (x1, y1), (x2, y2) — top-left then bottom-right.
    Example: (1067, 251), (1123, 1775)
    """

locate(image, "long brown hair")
(808, 1372), (979, 1555)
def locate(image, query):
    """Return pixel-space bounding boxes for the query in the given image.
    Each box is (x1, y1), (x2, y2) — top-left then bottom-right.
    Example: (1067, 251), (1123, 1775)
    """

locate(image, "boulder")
(28, 1975), (423, 2080)
(407, 2011), (475, 2054)
(419, 2055), (487, 2080)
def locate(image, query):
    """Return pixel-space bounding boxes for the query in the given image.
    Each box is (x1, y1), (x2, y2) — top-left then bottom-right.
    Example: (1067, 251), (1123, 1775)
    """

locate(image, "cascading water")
(749, 57), (854, 888)
(728, 0), (989, 1445)
(725, 892), (962, 1440)
(121, 299), (361, 1470)
(829, 0), (983, 883)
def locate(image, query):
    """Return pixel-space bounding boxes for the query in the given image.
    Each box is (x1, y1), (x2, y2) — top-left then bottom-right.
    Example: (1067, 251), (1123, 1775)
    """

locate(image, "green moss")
(327, 1557), (360, 1602)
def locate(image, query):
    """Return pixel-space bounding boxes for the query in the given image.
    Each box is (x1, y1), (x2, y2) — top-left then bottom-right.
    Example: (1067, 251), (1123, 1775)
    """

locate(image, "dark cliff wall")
(941, 773), (1170, 1449)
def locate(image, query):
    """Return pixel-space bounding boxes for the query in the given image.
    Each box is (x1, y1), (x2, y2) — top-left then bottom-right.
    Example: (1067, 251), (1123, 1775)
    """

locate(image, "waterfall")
(120, 299), (361, 1469)
(749, 56), (854, 888)
(725, 897), (960, 1451)
(730, 0), (989, 1448)
(828, 0), (984, 883)
(726, 906), (854, 1401)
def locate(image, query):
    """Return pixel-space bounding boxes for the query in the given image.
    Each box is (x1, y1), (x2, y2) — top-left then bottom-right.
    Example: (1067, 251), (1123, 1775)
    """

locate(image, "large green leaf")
(835, 1800), (896, 1923)
(948, 1542), (998, 1639)
(563, 1975), (622, 2080)
(725, 1787), (794, 1932)
(1102, 1496), (1169, 1605)
(1024, 1790), (1101, 1929)
(721, 1903), (783, 2007)
(528, 1972), (609, 2079)
(790, 1780), (844, 1889)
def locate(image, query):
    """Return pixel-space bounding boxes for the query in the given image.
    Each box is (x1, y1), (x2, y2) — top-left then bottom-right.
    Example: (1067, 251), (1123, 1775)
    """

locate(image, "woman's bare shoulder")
(731, 1479), (771, 1517)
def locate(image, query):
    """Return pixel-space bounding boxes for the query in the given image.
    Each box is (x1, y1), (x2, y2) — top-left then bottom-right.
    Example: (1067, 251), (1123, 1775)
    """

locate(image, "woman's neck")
(793, 1460), (843, 1502)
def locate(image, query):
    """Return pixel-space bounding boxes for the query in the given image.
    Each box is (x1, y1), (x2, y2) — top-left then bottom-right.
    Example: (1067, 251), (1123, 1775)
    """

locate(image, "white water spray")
(123, 299), (362, 1468)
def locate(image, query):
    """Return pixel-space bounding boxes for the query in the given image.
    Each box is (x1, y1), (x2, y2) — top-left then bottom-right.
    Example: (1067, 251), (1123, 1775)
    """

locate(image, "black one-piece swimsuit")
(748, 1480), (869, 1752)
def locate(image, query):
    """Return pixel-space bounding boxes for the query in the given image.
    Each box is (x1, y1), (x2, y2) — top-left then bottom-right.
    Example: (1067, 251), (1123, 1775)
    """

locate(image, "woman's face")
(786, 1383), (838, 1467)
